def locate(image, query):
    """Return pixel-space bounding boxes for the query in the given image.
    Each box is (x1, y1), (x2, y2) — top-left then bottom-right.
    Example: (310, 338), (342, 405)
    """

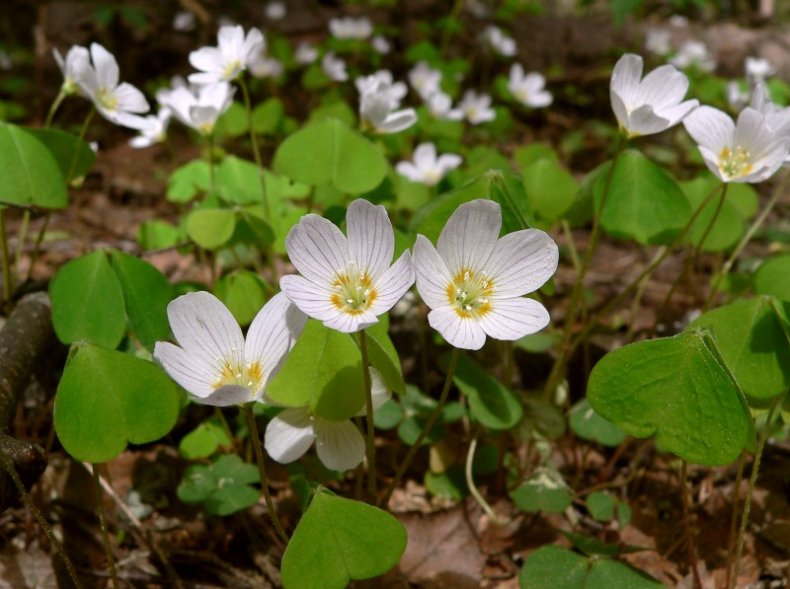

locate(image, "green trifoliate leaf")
(186, 208), (236, 250)
(281, 491), (407, 589)
(452, 355), (523, 430)
(754, 255), (790, 301)
(167, 160), (210, 203)
(522, 157), (577, 224)
(510, 468), (572, 514)
(27, 127), (95, 183)
(177, 454), (259, 516)
(179, 419), (232, 459)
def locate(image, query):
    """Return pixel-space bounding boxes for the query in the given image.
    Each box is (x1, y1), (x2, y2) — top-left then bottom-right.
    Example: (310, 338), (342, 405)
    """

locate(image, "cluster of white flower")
(356, 70), (416, 133)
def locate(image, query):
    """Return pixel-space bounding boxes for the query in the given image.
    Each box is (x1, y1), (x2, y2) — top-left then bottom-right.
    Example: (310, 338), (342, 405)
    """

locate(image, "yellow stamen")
(446, 267), (494, 318)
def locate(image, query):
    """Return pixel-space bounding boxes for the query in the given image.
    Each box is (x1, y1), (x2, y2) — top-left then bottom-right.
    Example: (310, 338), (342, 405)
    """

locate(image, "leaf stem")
(14, 209), (30, 281)
(729, 396), (781, 589)
(466, 435), (508, 525)
(93, 464), (121, 588)
(359, 330), (377, 500)
(243, 404), (289, 545)
(724, 453), (745, 589)
(238, 76), (270, 221)
(0, 208), (12, 305)
(680, 460), (703, 589)
(380, 347), (460, 507)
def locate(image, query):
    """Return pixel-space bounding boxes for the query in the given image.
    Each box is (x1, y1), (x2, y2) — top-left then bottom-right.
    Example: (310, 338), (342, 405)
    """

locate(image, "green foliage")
(522, 157), (578, 224)
(179, 419), (232, 459)
(167, 160), (210, 203)
(177, 454), (260, 516)
(214, 271), (267, 326)
(27, 128), (96, 183)
(281, 491), (407, 589)
(510, 468), (572, 513)
(755, 255), (790, 300)
(569, 398), (626, 447)
(587, 330), (754, 465)
(186, 208), (236, 250)
(54, 343), (181, 463)
(362, 320), (406, 395)
(452, 355), (523, 430)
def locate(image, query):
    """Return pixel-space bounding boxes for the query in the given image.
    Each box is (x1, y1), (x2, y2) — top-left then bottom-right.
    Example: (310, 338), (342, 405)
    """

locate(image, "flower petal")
(477, 297), (550, 341)
(437, 199), (501, 277)
(683, 105), (734, 152)
(285, 214), (349, 284)
(153, 341), (217, 397)
(369, 250), (415, 316)
(196, 384), (253, 407)
(346, 199), (395, 280)
(90, 43), (119, 90)
(323, 309), (379, 333)
(113, 82), (150, 114)
(413, 235), (453, 309)
(634, 64), (688, 110)
(377, 108), (418, 133)
(396, 162), (423, 183)
(610, 53), (643, 104)
(280, 274), (337, 321)
(486, 229), (558, 298)
(427, 306), (487, 350)
(314, 418), (365, 471)
(265, 407), (316, 464)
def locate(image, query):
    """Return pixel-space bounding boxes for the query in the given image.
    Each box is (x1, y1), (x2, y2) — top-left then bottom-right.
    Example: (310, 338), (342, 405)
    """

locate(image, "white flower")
(329, 16), (373, 40)
(295, 42), (318, 65)
(483, 25), (516, 57)
(745, 57), (774, 82)
(670, 40), (716, 72)
(508, 64), (552, 108)
(358, 73), (416, 134)
(188, 25), (265, 85)
(53, 45), (90, 95)
(280, 199), (415, 333)
(425, 92), (463, 120)
(265, 1), (286, 20)
(610, 53), (698, 137)
(409, 61), (442, 100)
(458, 90), (496, 124)
(372, 35), (391, 54)
(129, 108), (171, 148)
(669, 15), (689, 27)
(159, 82), (234, 136)
(396, 143), (462, 186)
(322, 52), (348, 82)
(727, 80), (749, 111)
(73, 43), (150, 128)
(750, 83), (790, 140)
(683, 106), (790, 183)
(264, 369), (389, 471)
(173, 10), (196, 32)
(413, 199), (558, 350)
(250, 54), (283, 79)
(645, 27), (671, 55)
(154, 291), (307, 407)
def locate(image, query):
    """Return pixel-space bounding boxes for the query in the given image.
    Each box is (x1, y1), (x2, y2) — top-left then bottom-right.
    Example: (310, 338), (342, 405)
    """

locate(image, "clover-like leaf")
(177, 454), (260, 516)
(186, 208), (236, 250)
(54, 344), (181, 463)
(587, 330), (754, 465)
(179, 419), (232, 459)
(569, 398), (625, 447)
(452, 355), (522, 430)
(281, 491), (407, 589)
(510, 468), (572, 514)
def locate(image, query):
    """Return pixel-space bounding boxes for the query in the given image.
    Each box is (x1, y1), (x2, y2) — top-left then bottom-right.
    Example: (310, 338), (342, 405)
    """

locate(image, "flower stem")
(14, 209), (30, 281)
(724, 453), (745, 589)
(206, 132), (216, 196)
(0, 208), (12, 305)
(680, 460), (703, 589)
(729, 396), (781, 589)
(359, 330), (377, 500)
(93, 464), (121, 588)
(706, 172), (790, 311)
(67, 107), (95, 184)
(25, 213), (50, 283)
(380, 347), (460, 507)
(238, 76), (270, 221)
(242, 404), (289, 545)
(466, 435), (508, 525)
(45, 90), (66, 129)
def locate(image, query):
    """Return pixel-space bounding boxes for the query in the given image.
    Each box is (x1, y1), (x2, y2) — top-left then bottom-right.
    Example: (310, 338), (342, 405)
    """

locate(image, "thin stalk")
(560, 220), (581, 273)
(0, 446), (83, 589)
(243, 404), (289, 544)
(706, 173), (790, 310)
(25, 213), (50, 283)
(45, 90), (67, 128)
(93, 464), (121, 588)
(680, 461), (703, 589)
(14, 210), (30, 279)
(0, 209), (12, 304)
(466, 436), (507, 525)
(439, 0), (464, 59)
(624, 261), (651, 342)
(380, 347), (461, 506)
(359, 330), (377, 500)
(730, 397), (781, 589)
(693, 183), (729, 263)
(206, 133), (216, 195)
(238, 76), (270, 221)
(66, 108), (95, 184)
(724, 454), (746, 589)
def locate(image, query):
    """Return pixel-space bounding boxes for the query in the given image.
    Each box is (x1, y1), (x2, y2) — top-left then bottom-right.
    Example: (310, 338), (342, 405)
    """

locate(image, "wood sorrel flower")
(683, 105), (790, 183)
(188, 25), (264, 85)
(413, 199), (558, 350)
(129, 108), (171, 149)
(610, 53), (698, 138)
(73, 43), (150, 128)
(482, 25), (516, 57)
(328, 16), (373, 40)
(357, 72), (416, 134)
(280, 199), (415, 333)
(508, 64), (552, 108)
(396, 142), (462, 186)
(53, 45), (89, 95)
(458, 90), (496, 125)
(321, 52), (348, 82)
(264, 369), (388, 471)
(154, 291), (306, 407)
(158, 82), (234, 136)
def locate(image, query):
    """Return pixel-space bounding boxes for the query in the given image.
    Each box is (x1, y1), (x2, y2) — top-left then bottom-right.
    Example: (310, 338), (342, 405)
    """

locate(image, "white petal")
(655, 99), (699, 127)
(436, 154), (462, 175)
(153, 341), (217, 397)
(90, 43), (119, 89)
(634, 64), (688, 110)
(314, 418), (365, 471)
(437, 199), (501, 277)
(369, 250), (415, 315)
(245, 292), (307, 397)
(242, 28), (266, 63)
(413, 235), (453, 309)
(197, 384), (253, 407)
(427, 306), (487, 350)
(413, 143), (437, 169)
(477, 297), (550, 341)
(733, 107), (770, 155)
(166, 291), (245, 378)
(114, 82), (150, 114)
(279, 274), (337, 321)
(218, 25), (244, 56)
(285, 214), (349, 284)
(626, 105), (670, 136)
(323, 309), (379, 333)
(265, 408), (316, 464)
(610, 91), (629, 130)
(189, 47), (222, 72)
(346, 199), (395, 280)
(188, 71), (221, 86)
(610, 53), (643, 104)
(683, 106), (733, 152)
(486, 229), (558, 298)
(376, 109), (418, 133)
(396, 162), (424, 183)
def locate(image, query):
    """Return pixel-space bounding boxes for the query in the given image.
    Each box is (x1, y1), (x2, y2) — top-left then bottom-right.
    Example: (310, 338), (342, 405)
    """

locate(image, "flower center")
(96, 87), (118, 112)
(223, 60), (243, 80)
(446, 268), (494, 318)
(215, 359), (265, 394)
(330, 262), (377, 315)
(718, 146), (754, 179)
